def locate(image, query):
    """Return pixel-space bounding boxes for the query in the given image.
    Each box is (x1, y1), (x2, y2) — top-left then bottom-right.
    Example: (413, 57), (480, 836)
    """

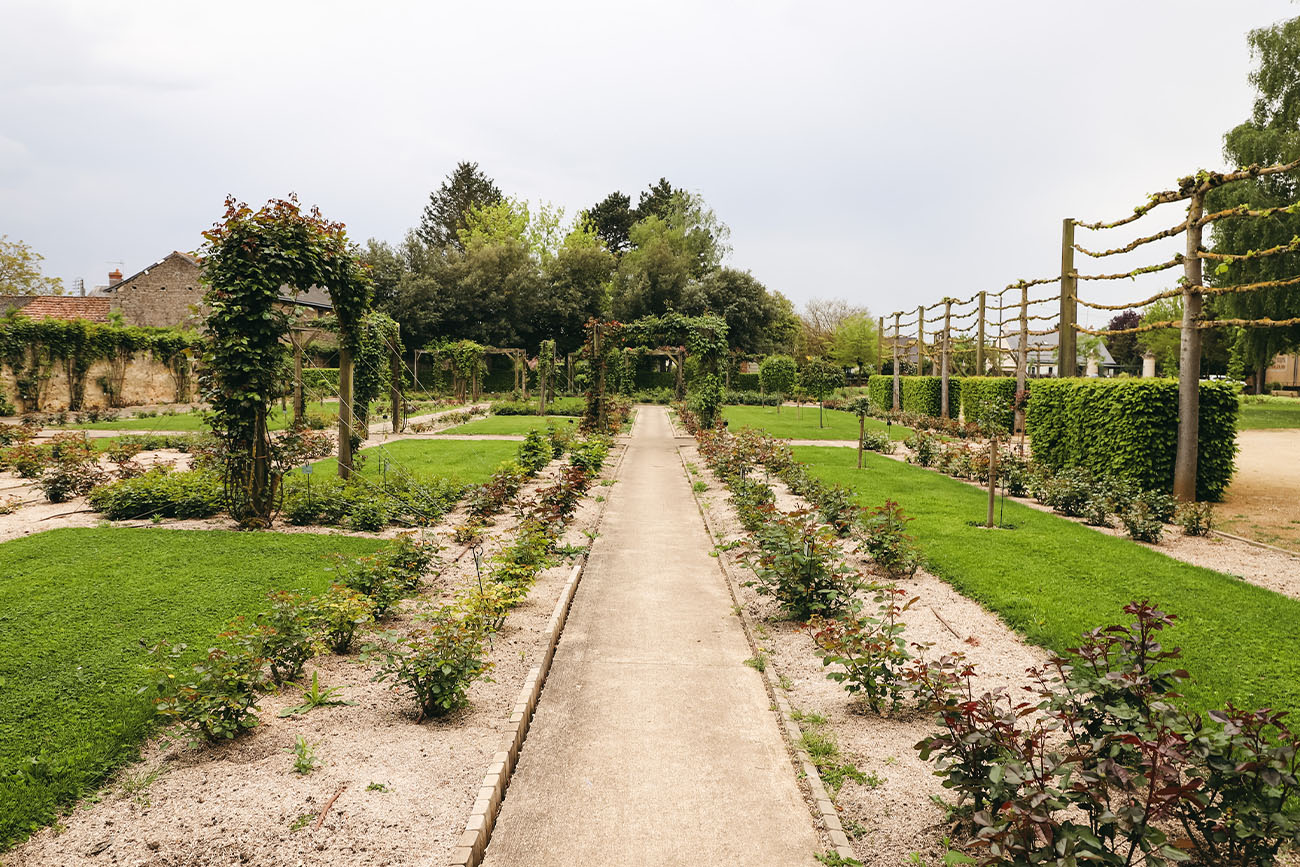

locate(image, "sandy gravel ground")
(6, 445), (623, 867)
(681, 443), (1049, 866)
(1217, 428), (1300, 554)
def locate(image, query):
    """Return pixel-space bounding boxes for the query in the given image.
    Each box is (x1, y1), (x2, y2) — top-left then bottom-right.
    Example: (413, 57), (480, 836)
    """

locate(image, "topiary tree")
(798, 358), (844, 429)
(759, 354), (797, 414)
(200, 196), (370, 528)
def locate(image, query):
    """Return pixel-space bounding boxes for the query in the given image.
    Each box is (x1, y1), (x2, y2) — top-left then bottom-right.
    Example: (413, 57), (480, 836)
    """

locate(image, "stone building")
(97, 251), (205, 328)
(95, 251), (335, 329)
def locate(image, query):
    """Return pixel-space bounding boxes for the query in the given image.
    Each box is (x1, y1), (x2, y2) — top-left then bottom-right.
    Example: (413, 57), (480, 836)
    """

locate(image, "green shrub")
(1038, 467), (1093, 517)
(346, 499), (389, 532)
(1025, 378), (1239, 501)
(333, 554), (405, 618)
(250, 591), (317, 686)
(859, 430), (893, 453)
(87, 469), (223, 520)
(808, 585), (916, 712)
(518, 429), (553, 473)
(491, 396), (584, 416)
(745, 511), (859, 620)
(1176, 501), (1214, 536)
(374, 607), (492, 718)
(144, 640), (263, 745)
(858, 500), (922, 578)
(313, 584), (373, 654)
(905, 431), (939, 467)
(1120, 500), (1164, 543)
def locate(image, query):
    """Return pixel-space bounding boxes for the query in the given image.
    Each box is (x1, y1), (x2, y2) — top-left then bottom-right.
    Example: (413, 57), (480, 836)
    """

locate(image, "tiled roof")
(20, 296), (112, 323)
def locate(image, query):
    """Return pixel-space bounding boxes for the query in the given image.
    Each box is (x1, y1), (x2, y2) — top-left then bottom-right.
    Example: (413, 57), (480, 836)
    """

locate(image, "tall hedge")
(1025, 378), (1239, 501)
(867, 375), (894, 413)
(865, 374), (960, 417)
(960, 377), (1019, 431)
(901, 376), (961, 418)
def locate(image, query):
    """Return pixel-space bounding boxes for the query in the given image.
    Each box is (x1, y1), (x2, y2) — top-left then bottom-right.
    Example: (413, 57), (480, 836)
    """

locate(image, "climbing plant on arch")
(200, 196), (371, 528)
(581, 313), (729, 432)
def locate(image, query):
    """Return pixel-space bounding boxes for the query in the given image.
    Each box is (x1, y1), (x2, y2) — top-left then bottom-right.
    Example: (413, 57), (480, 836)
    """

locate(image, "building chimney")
(108, 268), (123, 287)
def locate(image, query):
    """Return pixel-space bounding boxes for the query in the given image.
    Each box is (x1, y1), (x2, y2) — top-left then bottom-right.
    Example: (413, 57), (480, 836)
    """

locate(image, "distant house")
(1264, 352), (1300, 392)
(999, 332), (1120, 378)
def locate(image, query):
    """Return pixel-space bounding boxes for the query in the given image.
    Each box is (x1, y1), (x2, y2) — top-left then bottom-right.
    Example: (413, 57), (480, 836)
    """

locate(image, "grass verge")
(793, 446), (1300, 720)
(1239, 395), (1300, 429)
(0, 528), (385, 850)
(441, 415), (581, 436)
(723, 405), (910, 441)
(303, 437), (520, 483)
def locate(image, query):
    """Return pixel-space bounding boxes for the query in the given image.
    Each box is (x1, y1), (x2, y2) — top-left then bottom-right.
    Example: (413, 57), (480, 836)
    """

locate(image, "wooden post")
(1174, 192), (1204, 503)
(917, 305), (926, 376)
(941, 299), (952, 419)
(389, 331), (402, 434)
(411, 349), (422, 392)
(337, 347), (354, 480)
(876, 316), (884, 376)
(1015, 284), (1028, 438)
(292, 333), (305, 426)
(892, 313), (901, 411)
(566, 353), (574, 394)
(986, 430), (998, 528)
(976, 292), (986, 375)
(1059, 218), (1078, 377)
(674, 350), (685, 401)
(857, 414), (865, 469)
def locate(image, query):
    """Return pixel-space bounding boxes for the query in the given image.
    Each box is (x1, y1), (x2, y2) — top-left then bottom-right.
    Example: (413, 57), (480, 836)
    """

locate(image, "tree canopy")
(0, 235), (64, 295)
(417, 161), (503, 249)
(1207, 15), (1300, 375)
(369, 166), (794, 360)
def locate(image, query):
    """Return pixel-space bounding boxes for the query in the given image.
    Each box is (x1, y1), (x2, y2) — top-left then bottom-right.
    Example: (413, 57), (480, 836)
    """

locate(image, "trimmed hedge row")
(960, 377), (1019, 431)
(864, 375), (961, 417)
(301, 368), (339, 394)
(1025, 378), (1239, 501)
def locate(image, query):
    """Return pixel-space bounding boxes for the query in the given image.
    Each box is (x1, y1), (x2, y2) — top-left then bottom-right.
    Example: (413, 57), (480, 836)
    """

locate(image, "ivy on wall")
(0, 314), (201, 413)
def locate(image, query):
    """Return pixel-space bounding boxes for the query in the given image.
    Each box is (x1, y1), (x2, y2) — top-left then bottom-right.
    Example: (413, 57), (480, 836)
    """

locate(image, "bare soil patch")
(1217, 428), (1300, 554)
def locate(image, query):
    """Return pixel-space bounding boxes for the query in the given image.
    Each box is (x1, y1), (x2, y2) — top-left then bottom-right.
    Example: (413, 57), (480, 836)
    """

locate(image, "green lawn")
(0, 528), (385, 850)
(304, 437), (521, 483)
(1239, 395), (1300, 429)
(723, 404), (911, 441)
(793, 446), (1300, 720)
(442, 414), (580, 436)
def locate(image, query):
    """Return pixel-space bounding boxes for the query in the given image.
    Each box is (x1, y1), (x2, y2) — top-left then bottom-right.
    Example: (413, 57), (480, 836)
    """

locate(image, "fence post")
(389, 328), (403, 435)
(976, 291), (986, 375)
(941, 299), (952, 419)
(1016, 285), (1028, 437)
(877, 316), (884, 376)
(917, 305), (926, 376)
(1059, 218), (1078, 377)
(892, 313), (901, 411)
(337, 347), (354, 481)
(1174, 193), (1205, 502)
(291, 332), (305, 425)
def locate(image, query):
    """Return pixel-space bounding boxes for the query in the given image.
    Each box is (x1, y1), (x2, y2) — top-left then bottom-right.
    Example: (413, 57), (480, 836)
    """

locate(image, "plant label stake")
(302, 462), (312, 506)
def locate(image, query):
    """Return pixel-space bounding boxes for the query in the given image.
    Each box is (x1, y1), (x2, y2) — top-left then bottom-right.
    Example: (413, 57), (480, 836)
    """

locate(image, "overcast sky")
(2, 0), (1296, 330)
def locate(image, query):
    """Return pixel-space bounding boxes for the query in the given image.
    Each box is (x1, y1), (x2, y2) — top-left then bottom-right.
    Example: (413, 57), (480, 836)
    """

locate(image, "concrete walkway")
(482, 405), (819, 866)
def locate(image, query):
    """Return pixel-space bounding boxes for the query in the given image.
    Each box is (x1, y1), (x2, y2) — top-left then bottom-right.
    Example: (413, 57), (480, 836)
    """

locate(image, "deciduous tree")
(0, 236), (63, 295)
